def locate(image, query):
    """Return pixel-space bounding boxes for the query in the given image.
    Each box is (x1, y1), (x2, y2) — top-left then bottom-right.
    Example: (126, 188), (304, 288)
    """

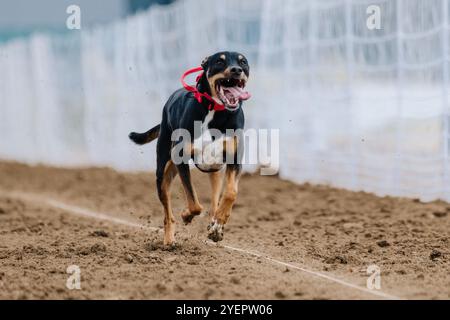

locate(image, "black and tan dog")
(129, 51), (250, 245)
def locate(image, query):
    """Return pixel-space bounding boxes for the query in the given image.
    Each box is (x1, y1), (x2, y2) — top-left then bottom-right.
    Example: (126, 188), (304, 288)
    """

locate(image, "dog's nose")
(230, 66), (243, 75)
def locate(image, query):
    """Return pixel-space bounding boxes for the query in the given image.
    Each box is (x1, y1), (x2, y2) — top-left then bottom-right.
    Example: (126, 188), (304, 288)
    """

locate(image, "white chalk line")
(4, 190), (403, 300)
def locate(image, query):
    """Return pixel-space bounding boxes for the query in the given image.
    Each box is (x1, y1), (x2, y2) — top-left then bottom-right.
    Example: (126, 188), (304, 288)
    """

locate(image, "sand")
(0, 161), (448, 299)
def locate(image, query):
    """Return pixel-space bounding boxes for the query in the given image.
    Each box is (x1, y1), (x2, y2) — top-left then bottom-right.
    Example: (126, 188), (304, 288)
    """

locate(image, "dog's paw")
(164, 242), (178, 251)
(207, 221), (224, 242)
(181, 208), (202, 225)
(182, 216), (194, 225)
(163, 234), (176, 247)
(163, 239), (176, 247)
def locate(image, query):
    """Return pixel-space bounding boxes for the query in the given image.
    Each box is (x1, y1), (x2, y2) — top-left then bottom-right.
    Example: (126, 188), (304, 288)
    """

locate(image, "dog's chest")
(192, 111), (231, 171)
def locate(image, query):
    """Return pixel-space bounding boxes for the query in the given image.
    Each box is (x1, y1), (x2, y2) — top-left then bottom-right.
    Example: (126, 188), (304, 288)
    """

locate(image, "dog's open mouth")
(214, 78), (251, 109)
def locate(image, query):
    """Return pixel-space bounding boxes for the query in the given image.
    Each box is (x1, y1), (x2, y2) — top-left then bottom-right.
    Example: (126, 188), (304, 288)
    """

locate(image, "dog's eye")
(240, 60), (247, 66)
(216, 60), (225, 66)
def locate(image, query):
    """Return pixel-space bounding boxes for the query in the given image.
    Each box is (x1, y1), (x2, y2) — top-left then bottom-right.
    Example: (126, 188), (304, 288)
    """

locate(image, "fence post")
(442, 0), (449, 201)
(214, 0), (226, 51)
(345, 0), (357, 190)
(307, 0), (318, 182)
(394, 0), (403, 197)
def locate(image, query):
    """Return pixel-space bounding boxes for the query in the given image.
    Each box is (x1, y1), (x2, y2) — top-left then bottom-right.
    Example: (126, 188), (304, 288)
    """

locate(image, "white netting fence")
(1, 0), (450, 201)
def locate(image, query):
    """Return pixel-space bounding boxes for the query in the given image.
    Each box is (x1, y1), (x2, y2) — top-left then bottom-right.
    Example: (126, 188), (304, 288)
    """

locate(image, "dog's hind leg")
(157, 159), (178, 245)
(208, 164), (241, 242)
(208, 170), (224, 218)
(176, 163), (204, 225)
(156, 125), (178, 246)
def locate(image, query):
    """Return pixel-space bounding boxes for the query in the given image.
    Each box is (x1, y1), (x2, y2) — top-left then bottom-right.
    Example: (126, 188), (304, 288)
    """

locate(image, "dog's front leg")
(177, 163), (204, 224)
(208, 170), (224, 218)
(208, 164), (241, 242)
(158, 160), (178, 246)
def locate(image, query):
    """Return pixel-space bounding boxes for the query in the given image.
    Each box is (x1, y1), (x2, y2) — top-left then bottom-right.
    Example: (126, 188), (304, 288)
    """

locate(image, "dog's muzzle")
(214, 77), (251, 111)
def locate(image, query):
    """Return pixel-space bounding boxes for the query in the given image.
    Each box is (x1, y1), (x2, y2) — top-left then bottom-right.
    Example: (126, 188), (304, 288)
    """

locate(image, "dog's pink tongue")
(226, 86), (251, 101)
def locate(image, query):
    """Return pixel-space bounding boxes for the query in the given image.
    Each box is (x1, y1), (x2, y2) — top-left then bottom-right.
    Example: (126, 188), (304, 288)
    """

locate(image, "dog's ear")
(201, 56), (209, 70)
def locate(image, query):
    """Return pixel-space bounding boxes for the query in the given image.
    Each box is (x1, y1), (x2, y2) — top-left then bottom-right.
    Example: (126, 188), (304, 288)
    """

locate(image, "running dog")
(129, 51), (251, 245)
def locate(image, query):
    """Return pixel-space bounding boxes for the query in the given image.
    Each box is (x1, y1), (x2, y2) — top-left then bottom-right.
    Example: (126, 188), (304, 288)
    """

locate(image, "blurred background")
(1, 0), (449, 201)
(0, 0), (173, 42)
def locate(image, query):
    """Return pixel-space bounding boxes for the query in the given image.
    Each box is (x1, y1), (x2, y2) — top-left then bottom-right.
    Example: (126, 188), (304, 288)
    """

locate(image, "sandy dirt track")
(0, 161), (449, 300)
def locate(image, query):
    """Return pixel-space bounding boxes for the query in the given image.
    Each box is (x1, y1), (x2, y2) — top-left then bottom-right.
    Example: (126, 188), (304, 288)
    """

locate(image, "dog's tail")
(129, 124), (161, 145)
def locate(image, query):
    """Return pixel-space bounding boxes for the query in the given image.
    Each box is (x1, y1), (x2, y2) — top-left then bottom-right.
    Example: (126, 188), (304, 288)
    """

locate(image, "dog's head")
(199, 51), (250, 111)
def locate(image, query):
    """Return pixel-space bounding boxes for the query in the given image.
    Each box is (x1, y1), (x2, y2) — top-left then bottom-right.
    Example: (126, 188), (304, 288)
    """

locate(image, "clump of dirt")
(90, 230), (109, 238)
(324, 255), (348, 265)
(377, 240), (390, 248)
(433, 211), (447, 218)
(430, 250), (442, 261)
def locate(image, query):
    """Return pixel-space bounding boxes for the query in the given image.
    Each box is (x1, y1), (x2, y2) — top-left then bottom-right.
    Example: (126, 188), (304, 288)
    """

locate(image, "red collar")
(181, 66), (226, 111)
